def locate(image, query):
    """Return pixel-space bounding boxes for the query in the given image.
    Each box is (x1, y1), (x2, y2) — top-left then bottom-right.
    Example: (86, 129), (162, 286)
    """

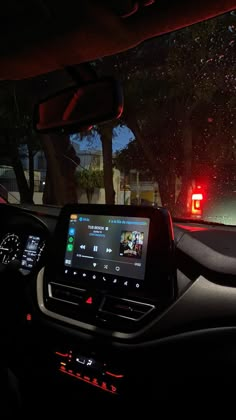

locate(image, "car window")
(0, 10), (235, 224)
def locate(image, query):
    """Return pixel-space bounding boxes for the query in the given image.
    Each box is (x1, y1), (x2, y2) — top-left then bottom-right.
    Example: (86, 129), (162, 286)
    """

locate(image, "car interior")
(2, 0), (236, 417)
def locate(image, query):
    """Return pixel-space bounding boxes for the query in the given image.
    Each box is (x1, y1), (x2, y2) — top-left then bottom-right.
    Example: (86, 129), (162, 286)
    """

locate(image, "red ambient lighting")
(59, 367), (117, 394)
(105, 371), (124, 378)
(55, 351), (69, 358)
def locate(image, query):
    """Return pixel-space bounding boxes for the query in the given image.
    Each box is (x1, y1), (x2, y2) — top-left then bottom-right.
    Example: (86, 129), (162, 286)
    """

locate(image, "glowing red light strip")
(105, 371), (124, 378)
(122, 3), (139, 17)
(59, 368), (117, 394)
(55, 352), (68, 357)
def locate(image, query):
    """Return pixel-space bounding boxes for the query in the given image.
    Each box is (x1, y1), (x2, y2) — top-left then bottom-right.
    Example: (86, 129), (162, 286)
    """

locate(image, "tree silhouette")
(97, 10), (236, 214)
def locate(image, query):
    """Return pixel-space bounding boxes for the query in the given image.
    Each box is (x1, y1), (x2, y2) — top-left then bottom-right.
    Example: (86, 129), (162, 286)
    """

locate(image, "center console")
(37, 204), (176, 335)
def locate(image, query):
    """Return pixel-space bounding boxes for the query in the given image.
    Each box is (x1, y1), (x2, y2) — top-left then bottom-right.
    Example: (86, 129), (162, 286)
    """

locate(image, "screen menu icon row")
(64, 267), (141, 289)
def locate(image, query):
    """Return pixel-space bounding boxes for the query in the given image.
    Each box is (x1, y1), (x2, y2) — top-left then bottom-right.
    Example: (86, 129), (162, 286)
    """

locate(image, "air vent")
(48, 282), (85, 306)
(99, 296), (155, 321)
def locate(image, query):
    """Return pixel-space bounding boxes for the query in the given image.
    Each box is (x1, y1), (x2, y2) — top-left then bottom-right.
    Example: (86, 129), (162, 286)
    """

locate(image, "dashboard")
(3, 203), (236, 412)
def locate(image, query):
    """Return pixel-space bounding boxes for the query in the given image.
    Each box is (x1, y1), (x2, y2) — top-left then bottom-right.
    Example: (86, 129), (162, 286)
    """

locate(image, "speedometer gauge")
(0, 233), (21, 264)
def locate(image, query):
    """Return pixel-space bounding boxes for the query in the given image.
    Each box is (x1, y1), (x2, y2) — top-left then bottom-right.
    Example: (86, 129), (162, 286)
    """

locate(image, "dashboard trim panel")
(36, 267), (160, 339)
(37, 267), (236, 342)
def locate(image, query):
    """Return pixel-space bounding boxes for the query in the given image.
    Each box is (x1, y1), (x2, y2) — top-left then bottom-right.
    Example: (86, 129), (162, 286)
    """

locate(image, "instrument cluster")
(0, 232), (46, 269)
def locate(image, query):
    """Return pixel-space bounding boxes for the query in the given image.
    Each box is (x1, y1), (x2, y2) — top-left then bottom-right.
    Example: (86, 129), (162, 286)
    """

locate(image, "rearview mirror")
(34, 77), (123, 134)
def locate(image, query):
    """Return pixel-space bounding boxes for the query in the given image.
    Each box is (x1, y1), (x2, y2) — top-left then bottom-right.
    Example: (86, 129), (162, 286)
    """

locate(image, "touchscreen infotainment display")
(64, 213), (150, 280)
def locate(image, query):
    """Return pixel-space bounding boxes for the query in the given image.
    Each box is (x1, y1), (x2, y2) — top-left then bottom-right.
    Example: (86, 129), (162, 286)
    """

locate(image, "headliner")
(0, 0), (235, 79)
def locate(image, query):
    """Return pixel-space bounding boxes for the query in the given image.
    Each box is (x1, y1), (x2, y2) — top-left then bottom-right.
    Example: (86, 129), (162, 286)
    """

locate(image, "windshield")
(0, 11), (235, 225)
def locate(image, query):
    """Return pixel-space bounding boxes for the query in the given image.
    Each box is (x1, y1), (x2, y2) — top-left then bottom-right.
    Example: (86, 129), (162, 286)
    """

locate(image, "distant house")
(76, 149), (104, 170)
(73, 148), (125, 205)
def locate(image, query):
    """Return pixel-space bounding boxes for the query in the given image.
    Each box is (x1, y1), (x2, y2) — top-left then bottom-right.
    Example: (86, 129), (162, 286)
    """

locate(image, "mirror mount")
(65, 63), (97, 84)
